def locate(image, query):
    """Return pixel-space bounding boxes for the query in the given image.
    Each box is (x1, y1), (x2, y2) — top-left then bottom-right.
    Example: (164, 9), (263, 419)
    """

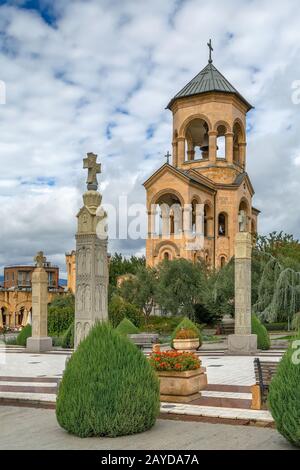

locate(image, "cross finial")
(83, 152), (101, 191)
(165, 151), (171, 164)
(207, 39), (213, 63)
(35, 251), (46, 268)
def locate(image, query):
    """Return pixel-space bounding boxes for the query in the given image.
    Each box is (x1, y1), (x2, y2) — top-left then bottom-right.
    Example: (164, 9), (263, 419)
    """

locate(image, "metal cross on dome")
(83, 152), (101, 191)
(207, 39), (213, 63)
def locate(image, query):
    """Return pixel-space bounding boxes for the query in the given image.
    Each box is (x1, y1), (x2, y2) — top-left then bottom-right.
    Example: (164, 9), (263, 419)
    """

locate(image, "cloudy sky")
(0, 0), (300, 278)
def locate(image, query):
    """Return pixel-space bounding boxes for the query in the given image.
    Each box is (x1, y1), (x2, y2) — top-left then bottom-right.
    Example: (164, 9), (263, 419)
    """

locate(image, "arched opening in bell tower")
(184, 118), (210, 162)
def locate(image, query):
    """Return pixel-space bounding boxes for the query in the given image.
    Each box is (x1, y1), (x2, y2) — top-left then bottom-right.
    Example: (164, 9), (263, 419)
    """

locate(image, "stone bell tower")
(144, 41), (259, 268)
(74, 152), (108, 348)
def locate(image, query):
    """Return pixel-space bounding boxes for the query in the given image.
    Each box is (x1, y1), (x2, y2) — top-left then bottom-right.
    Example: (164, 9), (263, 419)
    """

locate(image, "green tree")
(119, 266), (158, 322)
(155, 259), (207, 319)
(109, 253), (145, 287)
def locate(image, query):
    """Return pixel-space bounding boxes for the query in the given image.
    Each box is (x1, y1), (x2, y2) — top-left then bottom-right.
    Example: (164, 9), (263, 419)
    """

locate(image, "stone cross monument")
(74, 152), (108, 348)
(26, 251), (52, 353)
(228, 231), (257, 354)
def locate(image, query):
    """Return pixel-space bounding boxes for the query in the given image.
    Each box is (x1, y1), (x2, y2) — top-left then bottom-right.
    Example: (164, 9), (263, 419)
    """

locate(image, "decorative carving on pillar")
(74, 153), (109, 348)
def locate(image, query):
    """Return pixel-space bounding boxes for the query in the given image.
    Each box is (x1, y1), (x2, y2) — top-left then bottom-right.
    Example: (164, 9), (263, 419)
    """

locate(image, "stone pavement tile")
(0, 406), (295, 450)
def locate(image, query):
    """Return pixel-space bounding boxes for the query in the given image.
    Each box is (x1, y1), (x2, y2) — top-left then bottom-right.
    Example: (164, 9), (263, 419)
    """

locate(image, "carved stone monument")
(26, 252), (52, 353)
(228, 232), (257, 355)
(74, 152), (108, 348)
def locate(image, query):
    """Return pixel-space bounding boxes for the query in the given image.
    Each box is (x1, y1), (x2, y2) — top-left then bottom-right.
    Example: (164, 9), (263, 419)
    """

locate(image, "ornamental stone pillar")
(228, 232), (257, 354)
(74, 153), (109, 348)
(26, 252), (52, 353)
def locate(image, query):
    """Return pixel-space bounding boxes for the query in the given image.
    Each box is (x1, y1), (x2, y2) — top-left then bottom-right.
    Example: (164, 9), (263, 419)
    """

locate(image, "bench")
(251, 358), (280, 410)
(128, 333), (159, 351)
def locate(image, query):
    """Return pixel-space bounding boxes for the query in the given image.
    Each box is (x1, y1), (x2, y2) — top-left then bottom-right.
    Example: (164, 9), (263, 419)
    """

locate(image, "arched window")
(216, 125), (226, 159)
(238, 200), (249, 232)
(220, 256), (226, 268)
(184, 119), (210, 161)
(233, 122), (245, 165)
(218, 213), (227, 236)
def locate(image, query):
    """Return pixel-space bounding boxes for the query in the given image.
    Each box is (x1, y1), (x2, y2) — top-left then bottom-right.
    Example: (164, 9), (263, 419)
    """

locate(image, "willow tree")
(254, 254), (300, 328)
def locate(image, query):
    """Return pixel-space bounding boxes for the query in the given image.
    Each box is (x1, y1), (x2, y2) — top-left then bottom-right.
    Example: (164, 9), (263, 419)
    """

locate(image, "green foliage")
(156, 259), (207, 318)
(292, 312), (300, 332)
(263, 322), (288, 332)
(203, 259), (235, 318)
(115, 318), (139, 336)
(61, 321), (74, 349)
(142, 316), (183, 335)
(109, 253), (146, 288)
(49, 294), (75, 309)
(108, 295), (143, 328)
(171, 316), (202, 347)
(16, 325), (32, 346)
(48, 306), (74, 336)
(193, 303), (222, 326)
(268, 337), (300, 447)
(257, 231), (300, 270)
(120, 266), (158, 320)
(56, 322), (160, 437)
(251, 314), (271, 350)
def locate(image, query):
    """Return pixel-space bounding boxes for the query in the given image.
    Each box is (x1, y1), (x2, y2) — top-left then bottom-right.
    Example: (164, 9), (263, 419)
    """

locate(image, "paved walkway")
(0, 345), (284, 422)
(0, 406), (295, 450)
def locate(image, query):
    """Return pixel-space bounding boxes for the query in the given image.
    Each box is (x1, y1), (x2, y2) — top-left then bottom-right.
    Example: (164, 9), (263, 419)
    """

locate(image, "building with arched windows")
(144, 52), (260, 268)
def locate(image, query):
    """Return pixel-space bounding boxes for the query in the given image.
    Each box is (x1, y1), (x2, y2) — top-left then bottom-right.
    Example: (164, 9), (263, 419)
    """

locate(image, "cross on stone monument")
(35, 251), (46, 268)
(165, 151), (171, 164)
(83, 152), (101, 191)
(207, 39), (213, 63)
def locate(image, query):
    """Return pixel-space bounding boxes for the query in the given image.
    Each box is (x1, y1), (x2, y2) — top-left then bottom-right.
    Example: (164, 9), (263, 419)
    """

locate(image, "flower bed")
(149, 350), (200, 372)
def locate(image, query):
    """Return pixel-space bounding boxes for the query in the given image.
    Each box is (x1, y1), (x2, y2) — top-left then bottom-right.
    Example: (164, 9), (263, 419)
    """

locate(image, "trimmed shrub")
(268, 338), (300, 447)
(16, 325), (32, 346)
(142, 315), (183, 335)
(56, 322), (160, 437)
(252, 314), (271, 350)
(115, 318), (139, 336)
(48, 306), (74, 336)
(171, 317), (202, 348)
(61, 322), (74, 349)
(108, 295), (143, 328)
(263, 322), (288, 332)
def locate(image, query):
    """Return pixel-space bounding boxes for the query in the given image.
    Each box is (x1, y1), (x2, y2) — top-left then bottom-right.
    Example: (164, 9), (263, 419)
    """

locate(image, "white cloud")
(0, 0), (300, 278)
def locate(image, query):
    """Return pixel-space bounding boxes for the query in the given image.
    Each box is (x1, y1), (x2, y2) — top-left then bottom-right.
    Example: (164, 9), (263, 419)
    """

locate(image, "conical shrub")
(16, 324), (32, 346)
(171, 316), (202, 347)
(252, 314), (270, 350)
(115, 318), (139, 336)
(61, 321), (74, 349)
(56, 322), (160, 437)
(268, 337), (300, 447)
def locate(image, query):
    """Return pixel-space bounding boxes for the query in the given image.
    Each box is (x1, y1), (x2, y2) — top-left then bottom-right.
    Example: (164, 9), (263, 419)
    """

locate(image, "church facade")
(144, 50), (259, 269)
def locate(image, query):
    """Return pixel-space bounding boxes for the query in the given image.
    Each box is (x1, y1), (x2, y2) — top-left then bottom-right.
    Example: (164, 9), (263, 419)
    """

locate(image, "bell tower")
(168, 40), (253, 185)
(144, 41), (259, 269)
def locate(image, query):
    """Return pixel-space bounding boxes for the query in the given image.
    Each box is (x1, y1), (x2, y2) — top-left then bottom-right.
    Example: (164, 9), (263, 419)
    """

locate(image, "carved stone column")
(228, 232), (257, 354)
(75, 153), (108, 348)
(177, 137), (185, 166)
(225, 132), (234, 164)
(208, 131), (217, 163)
(26, 252), (52, 353)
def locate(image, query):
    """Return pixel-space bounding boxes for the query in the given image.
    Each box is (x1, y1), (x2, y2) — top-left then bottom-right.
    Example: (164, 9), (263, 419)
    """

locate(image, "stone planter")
(158, 367), (207, 403)
(173, 338), (200, 351)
